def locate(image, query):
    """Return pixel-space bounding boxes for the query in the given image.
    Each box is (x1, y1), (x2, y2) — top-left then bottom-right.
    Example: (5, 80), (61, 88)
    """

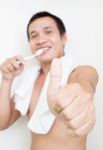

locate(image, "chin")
(37, 56), (54, 63)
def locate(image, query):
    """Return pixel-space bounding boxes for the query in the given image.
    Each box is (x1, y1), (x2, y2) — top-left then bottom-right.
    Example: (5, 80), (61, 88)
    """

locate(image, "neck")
(39, 52), (65, 75)
(40, 61), (51, 75)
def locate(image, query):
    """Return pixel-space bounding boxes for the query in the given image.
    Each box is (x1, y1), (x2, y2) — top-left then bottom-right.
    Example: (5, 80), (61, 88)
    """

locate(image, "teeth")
(42, 47), (50, 52)
(45, 48), (49, 51)
(36, 47), (50, 54)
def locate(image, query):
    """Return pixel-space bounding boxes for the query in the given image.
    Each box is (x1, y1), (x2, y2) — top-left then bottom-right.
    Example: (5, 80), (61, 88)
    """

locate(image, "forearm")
(0, 78), (13, 128)
(68, 65), (99, 94)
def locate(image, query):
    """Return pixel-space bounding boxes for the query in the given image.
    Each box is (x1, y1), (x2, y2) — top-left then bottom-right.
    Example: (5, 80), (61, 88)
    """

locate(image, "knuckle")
(66, 128), (76, 137)
(75, 130), (84, 137)
(61, 110), (71, 120)
(75, 127), (88, 136)
(69, 120), (77, 129)
(56, 97), (64, 109)
(75, 119), (95, 137)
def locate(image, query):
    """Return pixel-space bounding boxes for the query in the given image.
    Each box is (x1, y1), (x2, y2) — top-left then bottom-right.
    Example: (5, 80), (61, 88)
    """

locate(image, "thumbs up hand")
(47, 58), (95, 137)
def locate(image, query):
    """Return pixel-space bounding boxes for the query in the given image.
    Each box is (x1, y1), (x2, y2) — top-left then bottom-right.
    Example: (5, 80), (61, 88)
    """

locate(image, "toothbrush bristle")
(36, 47), (49, 56)
(36, 49), (44, 55)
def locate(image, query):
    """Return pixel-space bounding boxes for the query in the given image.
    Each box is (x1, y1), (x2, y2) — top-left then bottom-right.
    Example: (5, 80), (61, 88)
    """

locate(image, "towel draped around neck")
(14, 53), (78, 134)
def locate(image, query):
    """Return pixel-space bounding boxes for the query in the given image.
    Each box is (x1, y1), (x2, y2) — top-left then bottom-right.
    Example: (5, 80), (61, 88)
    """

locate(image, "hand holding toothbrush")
(0, 48), (45, 80)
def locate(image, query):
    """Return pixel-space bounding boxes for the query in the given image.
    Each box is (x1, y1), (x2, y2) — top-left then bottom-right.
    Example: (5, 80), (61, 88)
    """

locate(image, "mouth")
(36, 46), (51, 55)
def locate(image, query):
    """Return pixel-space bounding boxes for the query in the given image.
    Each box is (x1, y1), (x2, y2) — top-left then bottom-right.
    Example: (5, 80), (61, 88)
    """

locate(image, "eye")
(30, 34), (38, 39)
(46, 30), (53, 34)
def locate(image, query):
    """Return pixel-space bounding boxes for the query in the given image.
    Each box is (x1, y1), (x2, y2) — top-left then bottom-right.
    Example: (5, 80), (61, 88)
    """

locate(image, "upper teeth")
(36, 47), (50, 54)
(43, 47), (49, 52)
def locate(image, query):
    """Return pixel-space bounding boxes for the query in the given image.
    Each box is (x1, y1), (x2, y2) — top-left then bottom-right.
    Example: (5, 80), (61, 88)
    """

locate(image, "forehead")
(28, 17), (58, 33)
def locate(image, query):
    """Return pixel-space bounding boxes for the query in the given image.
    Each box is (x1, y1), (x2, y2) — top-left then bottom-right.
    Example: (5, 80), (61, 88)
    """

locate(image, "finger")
(66, 128), (77, 137)
(59, 95), (89, 121)
(9, 59), (22, 70)
(66, 103), (95, 130)
(9, 56), (25, 69)
(13, 55), (25, 65)
(54, 84), (77, 113)
(75, 118), (95, 136)
(1, 65), (10, 73)
(6, 63), (15, 72)
(47, 58), (62, 97)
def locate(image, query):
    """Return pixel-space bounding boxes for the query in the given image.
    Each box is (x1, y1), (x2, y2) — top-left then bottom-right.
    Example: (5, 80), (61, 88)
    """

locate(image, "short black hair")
(27, 11), (66, 40)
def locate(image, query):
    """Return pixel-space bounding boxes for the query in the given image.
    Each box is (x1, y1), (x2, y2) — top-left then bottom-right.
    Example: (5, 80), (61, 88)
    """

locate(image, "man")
(0, 11), (98, 150)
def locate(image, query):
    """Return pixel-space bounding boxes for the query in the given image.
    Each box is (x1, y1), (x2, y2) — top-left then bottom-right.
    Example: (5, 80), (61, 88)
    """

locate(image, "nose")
(36, 33), (47, 45)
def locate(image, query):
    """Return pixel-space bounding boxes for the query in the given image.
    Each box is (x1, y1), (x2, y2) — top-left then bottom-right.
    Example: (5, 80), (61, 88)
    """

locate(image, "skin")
(0, 17), (98, 150)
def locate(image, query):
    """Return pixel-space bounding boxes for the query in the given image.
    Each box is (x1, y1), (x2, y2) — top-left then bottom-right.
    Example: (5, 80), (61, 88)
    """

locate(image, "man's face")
(28, 17), (67, 62)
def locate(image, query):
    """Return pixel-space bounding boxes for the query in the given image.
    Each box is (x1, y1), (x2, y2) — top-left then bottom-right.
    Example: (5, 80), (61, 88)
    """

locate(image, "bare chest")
(27, 74), (46, 118)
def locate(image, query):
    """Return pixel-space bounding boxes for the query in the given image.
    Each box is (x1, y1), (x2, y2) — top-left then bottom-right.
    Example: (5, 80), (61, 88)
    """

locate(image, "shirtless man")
(0, 11), (98, 150)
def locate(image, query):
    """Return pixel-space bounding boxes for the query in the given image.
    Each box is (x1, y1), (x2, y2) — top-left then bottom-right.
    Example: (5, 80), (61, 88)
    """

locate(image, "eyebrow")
(29, 26), (54, 35)
(43, 26), (53, 30)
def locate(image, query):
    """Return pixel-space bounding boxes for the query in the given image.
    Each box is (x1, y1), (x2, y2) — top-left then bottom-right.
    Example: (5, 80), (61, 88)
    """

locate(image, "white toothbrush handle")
(24, 54), (36, 61)
(17, 48), (45, 64)
(24, 48), (45, 61)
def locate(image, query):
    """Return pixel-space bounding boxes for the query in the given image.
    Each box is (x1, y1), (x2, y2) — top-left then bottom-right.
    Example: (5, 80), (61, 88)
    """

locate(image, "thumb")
(47, 58), (62, 97)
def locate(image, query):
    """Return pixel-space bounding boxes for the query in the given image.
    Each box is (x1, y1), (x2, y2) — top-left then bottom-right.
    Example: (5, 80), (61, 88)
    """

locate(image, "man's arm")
(68, 65), (98, 93)
(0, 55), (24, 130)
(47, 59), (99, 137)
(0, 79), (20, 130)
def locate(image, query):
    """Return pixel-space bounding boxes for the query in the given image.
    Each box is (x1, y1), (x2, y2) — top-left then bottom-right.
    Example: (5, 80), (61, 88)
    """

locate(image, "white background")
(0, 0), (103, 150)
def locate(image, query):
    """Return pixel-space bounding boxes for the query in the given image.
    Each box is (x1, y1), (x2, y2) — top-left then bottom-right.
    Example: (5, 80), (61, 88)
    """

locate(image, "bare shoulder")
(68, 65), (98, 83)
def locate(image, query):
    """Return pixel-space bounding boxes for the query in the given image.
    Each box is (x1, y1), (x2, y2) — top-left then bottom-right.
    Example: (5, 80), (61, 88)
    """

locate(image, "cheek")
(53, 38), (64, 50)
(52, 35), (64, 46)
(50, 39), (57, 48)
(51, 35), (60, 43)
(29, 41), (35, 50)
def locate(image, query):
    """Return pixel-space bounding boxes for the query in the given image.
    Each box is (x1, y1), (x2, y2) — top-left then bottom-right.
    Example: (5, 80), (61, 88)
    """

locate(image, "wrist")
(1, 77), (13, 85)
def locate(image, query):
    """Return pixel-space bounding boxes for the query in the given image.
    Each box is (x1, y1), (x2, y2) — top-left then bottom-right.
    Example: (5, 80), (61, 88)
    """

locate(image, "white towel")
(14, 53), (78, 134)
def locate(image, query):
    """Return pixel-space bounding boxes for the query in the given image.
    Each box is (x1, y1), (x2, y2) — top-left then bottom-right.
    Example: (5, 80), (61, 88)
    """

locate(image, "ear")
(62, 33), (67, 44)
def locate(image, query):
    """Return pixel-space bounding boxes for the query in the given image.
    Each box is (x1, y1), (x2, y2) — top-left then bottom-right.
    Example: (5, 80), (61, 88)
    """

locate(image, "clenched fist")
(47, 58), (95, 137)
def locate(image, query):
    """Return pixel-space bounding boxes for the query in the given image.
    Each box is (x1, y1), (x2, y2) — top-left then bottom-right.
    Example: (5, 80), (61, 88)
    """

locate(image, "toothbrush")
(24, 48), (44, 61)
(17, 48), (46, 64)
